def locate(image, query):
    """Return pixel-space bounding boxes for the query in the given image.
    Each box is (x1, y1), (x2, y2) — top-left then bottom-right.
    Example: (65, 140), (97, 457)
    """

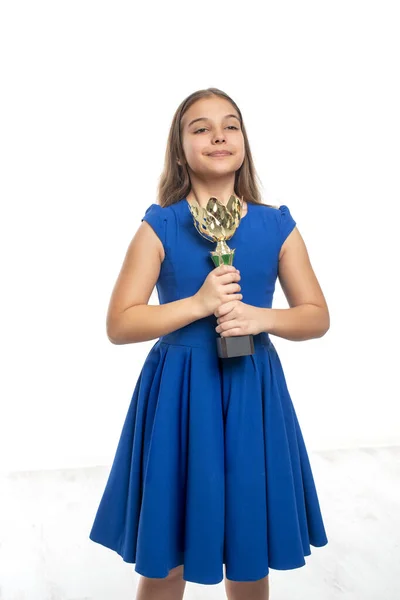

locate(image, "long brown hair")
(157, 87), (273, 208)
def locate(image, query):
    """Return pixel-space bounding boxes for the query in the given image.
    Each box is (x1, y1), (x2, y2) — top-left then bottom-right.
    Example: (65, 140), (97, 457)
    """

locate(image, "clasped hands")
(214, 298), (264, 338)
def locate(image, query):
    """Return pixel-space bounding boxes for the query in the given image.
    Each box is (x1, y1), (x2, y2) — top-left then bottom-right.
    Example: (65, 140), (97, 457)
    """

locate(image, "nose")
(212, 130), (226, 144)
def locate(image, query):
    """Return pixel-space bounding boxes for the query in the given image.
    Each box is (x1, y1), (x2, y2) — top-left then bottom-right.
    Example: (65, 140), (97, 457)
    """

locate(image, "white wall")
(1, 0), (399, 473)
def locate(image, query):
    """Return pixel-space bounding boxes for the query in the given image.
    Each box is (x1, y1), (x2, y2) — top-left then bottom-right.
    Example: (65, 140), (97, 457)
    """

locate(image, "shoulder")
(141, 202), (172, 220)
(141, 202), (178, 222)
(141, 202), (179, 251)
(141, 203), (170, 246)
(141, 202), (180, 220)
(256, 202), (297, 246)
(256, 202), (292, 217)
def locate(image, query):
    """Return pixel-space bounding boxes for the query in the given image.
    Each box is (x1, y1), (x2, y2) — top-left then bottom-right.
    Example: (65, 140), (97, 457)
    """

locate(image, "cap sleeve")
(141, 203), (167, 249)
(279, 204), (296, 246)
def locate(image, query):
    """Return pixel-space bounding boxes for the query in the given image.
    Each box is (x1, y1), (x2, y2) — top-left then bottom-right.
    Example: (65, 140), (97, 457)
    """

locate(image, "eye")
(193, 125), (239, 134)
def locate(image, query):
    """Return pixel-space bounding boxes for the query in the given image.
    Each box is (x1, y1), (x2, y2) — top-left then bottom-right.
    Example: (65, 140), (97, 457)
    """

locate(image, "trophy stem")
(210, 241), (235, 267)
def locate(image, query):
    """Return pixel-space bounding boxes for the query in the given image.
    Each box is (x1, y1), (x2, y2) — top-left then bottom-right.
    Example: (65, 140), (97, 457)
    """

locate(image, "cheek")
(236, 144), (246, 166)
(190, 137), (205, 154)
(184, 140), (206, 164)
(235, 136), (245, 155)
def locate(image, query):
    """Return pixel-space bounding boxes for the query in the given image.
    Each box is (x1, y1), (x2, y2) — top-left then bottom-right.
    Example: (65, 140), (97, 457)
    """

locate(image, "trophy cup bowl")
(186, 194), (255, 359)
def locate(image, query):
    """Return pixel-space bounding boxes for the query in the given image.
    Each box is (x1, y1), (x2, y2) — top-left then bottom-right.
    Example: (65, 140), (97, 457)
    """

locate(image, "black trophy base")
(216, 334), (255, 358)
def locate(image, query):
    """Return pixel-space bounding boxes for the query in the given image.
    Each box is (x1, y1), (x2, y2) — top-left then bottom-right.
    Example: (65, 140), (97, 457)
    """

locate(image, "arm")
(259, 226), (330, 341)
(106, 222), (204, 345)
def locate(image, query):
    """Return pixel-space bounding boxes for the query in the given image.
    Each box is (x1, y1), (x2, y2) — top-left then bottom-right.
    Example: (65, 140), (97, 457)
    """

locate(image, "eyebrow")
(187, 114), (241, 128)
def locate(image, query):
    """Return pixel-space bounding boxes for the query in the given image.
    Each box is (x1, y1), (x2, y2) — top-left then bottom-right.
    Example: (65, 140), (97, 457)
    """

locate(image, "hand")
(193, 264), (243, 319)
(214, 300), (264, 337)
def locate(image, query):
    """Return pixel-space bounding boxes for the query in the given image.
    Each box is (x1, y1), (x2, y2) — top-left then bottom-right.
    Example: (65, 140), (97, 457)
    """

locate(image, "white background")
(1, 0), (399, 473)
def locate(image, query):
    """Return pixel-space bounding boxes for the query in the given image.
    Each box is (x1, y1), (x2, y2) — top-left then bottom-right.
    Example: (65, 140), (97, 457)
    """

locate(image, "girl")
(89, 87), (330, 600)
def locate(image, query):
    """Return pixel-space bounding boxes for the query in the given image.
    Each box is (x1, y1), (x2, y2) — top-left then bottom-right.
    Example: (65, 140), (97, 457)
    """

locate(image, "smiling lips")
(208, 151), (232, 157)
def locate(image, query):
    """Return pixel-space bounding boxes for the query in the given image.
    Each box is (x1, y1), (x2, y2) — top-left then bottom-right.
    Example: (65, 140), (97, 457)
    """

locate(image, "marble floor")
(0, 446), (399, 600)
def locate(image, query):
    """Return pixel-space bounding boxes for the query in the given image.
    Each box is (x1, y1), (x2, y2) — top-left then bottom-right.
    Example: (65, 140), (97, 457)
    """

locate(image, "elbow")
(106, 316), (123, 345)
(107, 332), (121, 345)
(317, 309), (330, 338)
(107, 327), (122, 345)
(106, 315), (140, 345)
(106, 305), (145, 345)
(317, 326), (330, 339)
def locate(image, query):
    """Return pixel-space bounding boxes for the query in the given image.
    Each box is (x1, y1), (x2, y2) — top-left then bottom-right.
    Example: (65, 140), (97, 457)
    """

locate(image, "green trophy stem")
(210, 240), (236, 267)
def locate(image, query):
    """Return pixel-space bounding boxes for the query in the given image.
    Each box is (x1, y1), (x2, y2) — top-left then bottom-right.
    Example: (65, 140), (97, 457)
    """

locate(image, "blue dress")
(89, 197), (328, 585)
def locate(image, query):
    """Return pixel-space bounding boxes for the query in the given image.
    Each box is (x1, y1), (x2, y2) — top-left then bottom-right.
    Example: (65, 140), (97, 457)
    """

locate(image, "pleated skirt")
(89, 331), (328, 585)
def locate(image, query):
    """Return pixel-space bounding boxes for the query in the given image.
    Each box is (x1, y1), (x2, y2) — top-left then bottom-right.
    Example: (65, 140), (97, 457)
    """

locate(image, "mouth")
(208, 151), (232, 157)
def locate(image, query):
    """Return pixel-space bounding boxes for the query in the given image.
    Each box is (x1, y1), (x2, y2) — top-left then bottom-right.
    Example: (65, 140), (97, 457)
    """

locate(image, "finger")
(217, 270), (240, 282)
(214, 297), (241, 318)
(217, 316), (237, 332)
(219, 326), (241, 337)
(222, 295), (242, 308)
(220, 272), (241, 283)
(218, 301), (237, 316)
(216, 264), (237, 274)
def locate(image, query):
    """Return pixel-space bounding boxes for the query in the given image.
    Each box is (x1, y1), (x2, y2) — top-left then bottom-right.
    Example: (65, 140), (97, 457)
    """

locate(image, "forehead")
(182, 96), (239, 127)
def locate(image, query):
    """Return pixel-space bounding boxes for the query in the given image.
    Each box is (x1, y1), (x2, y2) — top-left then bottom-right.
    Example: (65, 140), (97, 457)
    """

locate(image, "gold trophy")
(186, 194), (255, 359)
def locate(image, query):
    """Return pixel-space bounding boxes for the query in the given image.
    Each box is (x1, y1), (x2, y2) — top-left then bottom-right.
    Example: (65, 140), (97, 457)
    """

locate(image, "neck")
(186, 173), (239, 209)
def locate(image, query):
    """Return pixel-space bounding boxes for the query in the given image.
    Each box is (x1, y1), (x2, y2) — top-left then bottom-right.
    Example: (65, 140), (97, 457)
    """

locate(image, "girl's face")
(180, 96), (245, 179)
